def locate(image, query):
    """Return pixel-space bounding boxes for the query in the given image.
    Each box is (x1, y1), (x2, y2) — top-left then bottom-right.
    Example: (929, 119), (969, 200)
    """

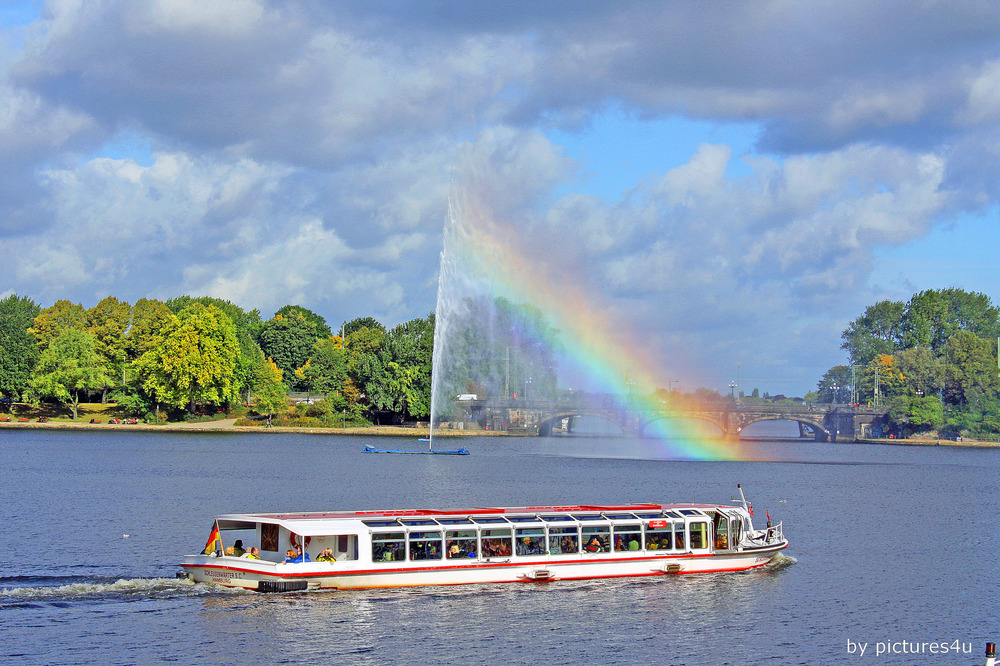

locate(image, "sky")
(1, 0), (999, 398)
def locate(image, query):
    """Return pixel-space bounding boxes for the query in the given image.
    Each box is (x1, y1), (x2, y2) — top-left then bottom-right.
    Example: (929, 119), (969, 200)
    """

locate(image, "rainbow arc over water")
(440, 190), (755, 461)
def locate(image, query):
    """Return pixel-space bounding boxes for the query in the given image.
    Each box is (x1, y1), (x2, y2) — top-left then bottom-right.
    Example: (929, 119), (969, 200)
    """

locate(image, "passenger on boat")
(242, 547), (261, 559)
(585, 536), (604, 553)
(285, 548), (311, 563)
(628, 538), (640, 551)
(316, 548), (335, 562)
(232, 540), (245, 557)
(560, 536), (577, 554)
(448, 543), (463, 558)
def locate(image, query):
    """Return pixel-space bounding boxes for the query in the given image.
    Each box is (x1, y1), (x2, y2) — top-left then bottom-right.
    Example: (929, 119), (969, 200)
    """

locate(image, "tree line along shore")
(2, 287), (1000, 440)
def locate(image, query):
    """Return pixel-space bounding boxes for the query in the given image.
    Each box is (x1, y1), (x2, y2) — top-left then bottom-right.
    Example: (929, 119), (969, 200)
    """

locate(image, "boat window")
(480, 529), (512, 558)
(572, 515), (604, 521)
(604, 513), (635, 520)
(633, 512), (662, 519)
(674, 524), (685, 550)
(548, 526), (579, 554)
(714, 513), (730, 550)
(507, 516), (540, 523)
(680, 509), (701, 516)
(401, 519), (438, 526)
(730, 518), (742, 548)
(582, 525), (610, 553)
(644, 521), (672, 551)
(408, 531), (443, 561)
(472, 517), (509, 524)
(689, 522), (708, 549)
(540, 515), (574, 522)
(612, 524), (642, 552)
(260, 523), (279, 552)
(337, 535), (357, 561)
(372, 532), (405, 562)
(515, 528), (546, 555)
(363, 520), (400, 528)
(438, 518), (473, 525)
(664, 511), (682, 519)
(445, 530), (477, 558)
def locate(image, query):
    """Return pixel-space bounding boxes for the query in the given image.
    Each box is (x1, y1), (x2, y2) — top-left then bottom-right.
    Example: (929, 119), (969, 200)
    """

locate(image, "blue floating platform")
(363, 446), (470, 455)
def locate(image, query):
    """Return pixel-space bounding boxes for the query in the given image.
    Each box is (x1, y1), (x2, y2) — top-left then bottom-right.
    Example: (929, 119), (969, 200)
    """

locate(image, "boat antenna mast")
(733, 483), (751, 513)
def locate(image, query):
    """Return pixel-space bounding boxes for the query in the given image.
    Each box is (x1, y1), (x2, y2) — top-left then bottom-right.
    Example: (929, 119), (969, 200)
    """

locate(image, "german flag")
(203, 519), (222, 555)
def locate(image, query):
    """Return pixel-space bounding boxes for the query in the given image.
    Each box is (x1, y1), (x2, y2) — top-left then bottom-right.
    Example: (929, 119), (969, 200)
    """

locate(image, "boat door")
(687, 517), (711, 554)
(712, 510), (742, 552)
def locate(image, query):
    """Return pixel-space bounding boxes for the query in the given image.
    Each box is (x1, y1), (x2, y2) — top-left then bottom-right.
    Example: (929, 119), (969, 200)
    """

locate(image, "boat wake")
(0, 575), (240, 606)
(766, 553), (797, 569)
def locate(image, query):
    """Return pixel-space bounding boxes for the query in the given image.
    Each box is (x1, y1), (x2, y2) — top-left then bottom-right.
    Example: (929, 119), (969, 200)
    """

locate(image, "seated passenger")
(585, 536), (604, 553)
(316, 548), (335, 562)
(628, 538), (640, 551)
(448, 543), (463, 558)
(284, 548), (311, 563)
(647, 536), (659, 550)
(232, 540), (245, 557)
(243, 547), (261, 559)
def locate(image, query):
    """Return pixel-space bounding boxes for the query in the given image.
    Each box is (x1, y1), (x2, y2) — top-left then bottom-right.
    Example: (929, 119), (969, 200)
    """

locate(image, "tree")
(902, 288), (1000, 351)
(252, 357), (287, 414)
(274, 305), (332, 338)
(29, 300), (87, 352)
(295, 337), (348, 397)
(816, 365), (852, 403)
(840, 300), (906, 366)
(258, 313), (323, 387)
(28, 328), (109, 419)
(942, 330), (999, 406)
(887, 394), (945, 436)
(343, 316), (386, 338)
(85, 296), (132, 401)
(126, 298), (175, 361)
(0, 294), (41, 399)
(135, 304), (240, 412)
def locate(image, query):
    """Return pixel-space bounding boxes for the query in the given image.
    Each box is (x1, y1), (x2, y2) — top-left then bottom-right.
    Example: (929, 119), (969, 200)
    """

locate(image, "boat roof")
(216, 502), (741, 536)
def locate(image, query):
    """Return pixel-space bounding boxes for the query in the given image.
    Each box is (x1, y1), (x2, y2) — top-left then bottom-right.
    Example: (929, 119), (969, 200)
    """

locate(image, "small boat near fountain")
(363, 445), (469, 455)
(179, 485), (787, 591)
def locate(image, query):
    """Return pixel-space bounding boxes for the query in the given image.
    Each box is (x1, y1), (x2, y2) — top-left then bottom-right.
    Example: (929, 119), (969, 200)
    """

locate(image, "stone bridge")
(456, 398), (887, 443)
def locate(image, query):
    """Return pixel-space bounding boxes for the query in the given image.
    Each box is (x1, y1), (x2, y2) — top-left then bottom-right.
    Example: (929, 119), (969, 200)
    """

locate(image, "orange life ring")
(289, 532), (311, 548)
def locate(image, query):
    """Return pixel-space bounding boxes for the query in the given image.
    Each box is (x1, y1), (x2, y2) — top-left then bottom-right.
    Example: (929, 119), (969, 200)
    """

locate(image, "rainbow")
(442, 191), (756, 461)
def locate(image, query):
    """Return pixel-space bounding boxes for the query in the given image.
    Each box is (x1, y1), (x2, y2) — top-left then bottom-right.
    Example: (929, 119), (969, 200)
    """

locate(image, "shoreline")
(0, 420), (501, 437)
(2, 420), (1000, 447)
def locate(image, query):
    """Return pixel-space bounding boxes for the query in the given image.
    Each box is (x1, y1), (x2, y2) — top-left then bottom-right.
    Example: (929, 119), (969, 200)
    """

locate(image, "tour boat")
(179, 485), (787, 592)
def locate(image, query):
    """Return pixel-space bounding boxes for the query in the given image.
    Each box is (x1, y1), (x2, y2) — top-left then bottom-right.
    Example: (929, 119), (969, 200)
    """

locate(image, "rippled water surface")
(2, 425), (998, 664)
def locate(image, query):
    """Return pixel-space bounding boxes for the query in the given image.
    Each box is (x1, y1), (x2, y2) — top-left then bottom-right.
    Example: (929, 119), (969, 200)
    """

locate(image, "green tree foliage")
(816, 365), (852, 403)
(345, 325), (390, 415)
(258, 312), (324, 387)
(902, 288), (1000, 351)
(834, 289), (1000, 436)
(343, 316), (386, 337)
(887, 394), (945, 436)
(28, 328), (109, 419)
(942, 330), (1000, 406)
(135, 304), (240, 411)
(840, 300), (906, 366)
(85, 296), (132, 399)
(29, 300), (87, 352)
(252, 357), (288, 414)
(296, 337), (348, 397)
(275, 305), (332, 338)
(126, 298), (175, 360)
(384, 314), (434, 419)
(0, 294), (41, 399)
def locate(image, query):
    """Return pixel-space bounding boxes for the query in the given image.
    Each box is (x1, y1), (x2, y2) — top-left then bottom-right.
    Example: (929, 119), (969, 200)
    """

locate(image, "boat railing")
(743, 521), (784, 547)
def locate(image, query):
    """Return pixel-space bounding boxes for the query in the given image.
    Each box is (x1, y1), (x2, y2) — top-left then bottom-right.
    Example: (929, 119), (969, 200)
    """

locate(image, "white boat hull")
(181, 543), (787, 591)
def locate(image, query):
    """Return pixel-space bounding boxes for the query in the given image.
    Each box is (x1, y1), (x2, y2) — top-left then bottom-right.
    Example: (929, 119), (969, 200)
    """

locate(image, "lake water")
(2, 422), (998, 664)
